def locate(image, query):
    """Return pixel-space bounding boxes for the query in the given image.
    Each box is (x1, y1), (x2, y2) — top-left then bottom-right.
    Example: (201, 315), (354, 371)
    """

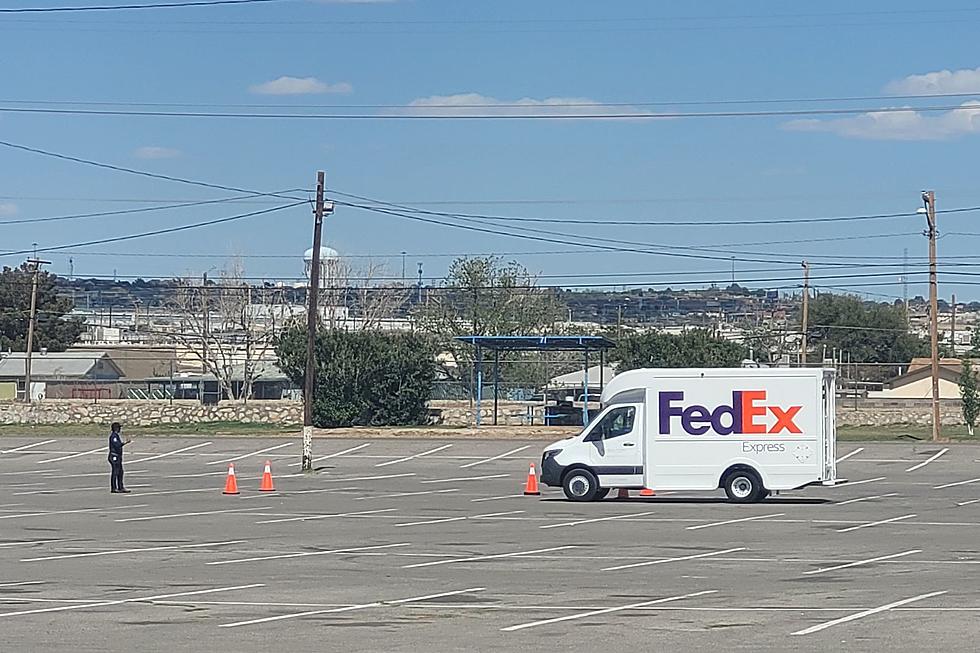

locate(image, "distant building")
(870, 358), (965, 400)
(0, 350), (124, 401)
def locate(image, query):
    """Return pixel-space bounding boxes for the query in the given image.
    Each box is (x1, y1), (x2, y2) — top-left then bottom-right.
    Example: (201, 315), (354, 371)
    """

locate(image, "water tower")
(303, 246), (340, 286)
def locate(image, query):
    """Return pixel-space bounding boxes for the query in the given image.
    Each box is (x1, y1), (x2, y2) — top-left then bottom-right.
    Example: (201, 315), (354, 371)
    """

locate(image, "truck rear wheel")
(723, 469), (764, 503)
(562, 469), (600, 502)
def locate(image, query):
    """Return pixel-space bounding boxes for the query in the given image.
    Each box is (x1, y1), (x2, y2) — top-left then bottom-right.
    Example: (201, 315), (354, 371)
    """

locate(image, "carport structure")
(455, 335), (617, 426)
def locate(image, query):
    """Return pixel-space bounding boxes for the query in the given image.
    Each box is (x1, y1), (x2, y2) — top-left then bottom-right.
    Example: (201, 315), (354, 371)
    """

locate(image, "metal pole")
(303, 171), (327, 472)
(951, 293), (957, 354)
(800, 260), (809, 367)
(923, 190), (941, 442)
(475, 345), (483, 427)
(583, 349), (590, 425)
(23, 259), (49, 403)
(493, 349), (499, 426)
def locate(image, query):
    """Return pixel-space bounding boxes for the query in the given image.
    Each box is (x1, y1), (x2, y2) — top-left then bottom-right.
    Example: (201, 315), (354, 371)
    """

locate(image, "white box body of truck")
(539, 368), (837, 503)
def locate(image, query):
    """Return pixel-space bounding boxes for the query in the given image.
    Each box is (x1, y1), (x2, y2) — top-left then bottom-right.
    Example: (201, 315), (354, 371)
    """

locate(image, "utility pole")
(201, 272), (209, 369)
(730, 256), (736, 286)
(800, 260), (810, 367)
(303, 171), (332, 472)
(902, 247), (909, 323)
(417, 262), (424, 303)
(23, 258), (50, 403)
(923, 190), (941, 442)
(951, 293), (957, 355)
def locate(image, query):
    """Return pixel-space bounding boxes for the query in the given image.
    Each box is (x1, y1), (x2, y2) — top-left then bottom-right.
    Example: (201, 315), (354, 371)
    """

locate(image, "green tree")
(276, 329), (436, 428)
(805, 294), (928, 380)
(413, 256), (566, 388)
(0, 264), (84, 352)
(612, 329), (747, 371)
(960, 358), (979, 436)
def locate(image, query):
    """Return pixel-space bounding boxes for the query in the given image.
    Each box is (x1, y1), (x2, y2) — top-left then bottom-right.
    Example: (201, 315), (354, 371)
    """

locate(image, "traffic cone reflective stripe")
(223, 463), (240, 495)
(639, 487), (655, 496)
(523, 463), (540, 496)
(259, 460), (275, 492)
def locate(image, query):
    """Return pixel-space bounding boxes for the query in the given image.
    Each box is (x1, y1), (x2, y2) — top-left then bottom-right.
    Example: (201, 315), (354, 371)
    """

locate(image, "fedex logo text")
(658, 390), (802, 436)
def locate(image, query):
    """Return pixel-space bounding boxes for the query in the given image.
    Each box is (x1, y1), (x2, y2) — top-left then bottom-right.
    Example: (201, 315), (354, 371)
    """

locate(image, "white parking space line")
(129, 488), (218, 497)
(0, 540), (64, 549)
(957, 499), (980, 506)
(403, 545), (576, 569)
(396, 510), (523, 528)
(470, 494), (526, 503)
(207, 542), (410, 566)
(36, 447), (105, 465)
(127, 442), (211, 464)
(836, 514), (917, 533)
(906, 448), (949, 472)
(375, 444), (453, 467)
(21, 540), (244, 562)
(219, 587), (484, 629)
(255, 508), (396, 525)
(835, 477), (886, 487)
(40, 470), (148, 479)
(835, 447), (864, 463)
(13, 484), (150, 496)
(501, 590), (718, 632)
(0, 584), (263, 619)
(836, 493), (899, 505)
(287, 443), (371, 468)
(459, 446), (531, 469)
(0, 581), (46, 588)
(0, 507), (106, 521)
(323, 473), (416, 483)
(803, 550), (921, 576)
(541, 511), (656, 530)
(116, 507), (266, 523)
(601, 547), (747, 572)
(0, 440), (56, 454)
(791, 591), (947, 636)
(686, 513), (785, 531)
(420, 474), (509, 484)
(934, 477), (980, 490)
(206, 443), (293, 466)
(355, 489), (458, 501)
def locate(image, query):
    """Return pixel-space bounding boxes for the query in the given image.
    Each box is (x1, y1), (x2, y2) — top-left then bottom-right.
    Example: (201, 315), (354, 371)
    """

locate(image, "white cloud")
(886, 67), (980, 95)
(0, 202), (17, 217)
(249, 76), (352, 96)
(134, 146), (181, 160)
(405, 93), (649, 118)
(784, 102), (980, 141)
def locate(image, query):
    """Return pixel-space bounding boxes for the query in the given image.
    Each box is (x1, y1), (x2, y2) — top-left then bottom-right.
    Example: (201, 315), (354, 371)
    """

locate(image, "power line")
(0, 139), (306, 201)
(0, 202), (304, 259)
(0, 190), (300, 225)
(0, 103), (976, 121)
(0, 0), (285, 13)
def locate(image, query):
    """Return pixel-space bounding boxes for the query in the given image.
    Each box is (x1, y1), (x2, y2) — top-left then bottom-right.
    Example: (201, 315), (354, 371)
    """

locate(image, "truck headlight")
(544, 449), (562, 460)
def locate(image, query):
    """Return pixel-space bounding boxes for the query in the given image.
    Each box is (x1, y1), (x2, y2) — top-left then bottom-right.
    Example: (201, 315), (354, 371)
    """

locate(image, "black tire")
(562, 468), (600, 502)
(594, 488), (610, 501)
(723, 469), (764, 503)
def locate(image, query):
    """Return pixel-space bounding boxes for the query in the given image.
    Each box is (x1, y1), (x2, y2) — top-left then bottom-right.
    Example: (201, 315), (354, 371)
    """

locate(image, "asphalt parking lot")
(1, 435), (978, 652)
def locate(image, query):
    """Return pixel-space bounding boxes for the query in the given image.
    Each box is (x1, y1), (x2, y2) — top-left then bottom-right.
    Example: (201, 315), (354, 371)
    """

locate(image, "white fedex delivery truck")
(539, 368), (837, 503)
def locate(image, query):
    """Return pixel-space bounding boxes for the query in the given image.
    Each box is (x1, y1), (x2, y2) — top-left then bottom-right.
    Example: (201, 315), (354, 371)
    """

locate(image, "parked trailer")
(540, 368), (838, 503)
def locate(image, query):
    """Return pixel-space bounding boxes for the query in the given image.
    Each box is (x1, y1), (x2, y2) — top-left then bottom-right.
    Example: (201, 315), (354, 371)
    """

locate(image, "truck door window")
(600, 406), (636, 440)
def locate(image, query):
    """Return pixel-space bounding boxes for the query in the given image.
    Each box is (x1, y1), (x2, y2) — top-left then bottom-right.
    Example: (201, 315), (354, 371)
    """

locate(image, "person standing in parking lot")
(108, 422), (132, 493)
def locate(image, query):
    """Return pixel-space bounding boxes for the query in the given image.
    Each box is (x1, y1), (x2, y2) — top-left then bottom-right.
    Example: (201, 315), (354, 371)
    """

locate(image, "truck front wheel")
(723, 469), (764, 503)
(563, 469), (600, 502)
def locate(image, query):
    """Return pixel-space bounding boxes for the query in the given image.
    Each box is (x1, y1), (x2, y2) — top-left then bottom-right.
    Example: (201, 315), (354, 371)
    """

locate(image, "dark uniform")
(108, 427), (129, 493)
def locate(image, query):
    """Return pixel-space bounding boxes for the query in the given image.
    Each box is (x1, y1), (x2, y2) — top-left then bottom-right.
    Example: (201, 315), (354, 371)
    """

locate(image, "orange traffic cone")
(616, 488), (630, 500)
(223, 463), (240, 495)
(639, 487), (656, 497)
(259, 460), (275, 492)
(523, 462), (540, 496)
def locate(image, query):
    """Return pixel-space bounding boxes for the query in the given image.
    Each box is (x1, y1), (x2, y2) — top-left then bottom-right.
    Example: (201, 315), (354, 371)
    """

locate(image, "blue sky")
(2, 0), (980, 300)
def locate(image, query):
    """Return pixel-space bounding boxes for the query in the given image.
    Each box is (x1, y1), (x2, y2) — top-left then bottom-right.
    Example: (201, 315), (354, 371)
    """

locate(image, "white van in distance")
(540, 368), (837, 503)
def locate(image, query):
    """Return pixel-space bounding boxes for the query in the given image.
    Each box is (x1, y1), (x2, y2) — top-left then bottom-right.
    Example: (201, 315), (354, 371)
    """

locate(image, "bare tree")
(169, 259), (292, 401)
(318, 259), (410, 332)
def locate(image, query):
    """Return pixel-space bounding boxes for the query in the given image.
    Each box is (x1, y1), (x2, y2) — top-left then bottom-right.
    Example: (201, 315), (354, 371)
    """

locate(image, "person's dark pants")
(109, 456), (124, 492)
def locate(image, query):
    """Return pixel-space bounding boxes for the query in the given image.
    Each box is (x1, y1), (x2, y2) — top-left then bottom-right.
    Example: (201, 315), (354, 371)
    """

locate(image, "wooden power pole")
(923, 190), (941, 442)
(800, 260), (809, 367)
(303, 171), (332, 472)
(23, 258), (50, 403)
(951, 293), (957, 354)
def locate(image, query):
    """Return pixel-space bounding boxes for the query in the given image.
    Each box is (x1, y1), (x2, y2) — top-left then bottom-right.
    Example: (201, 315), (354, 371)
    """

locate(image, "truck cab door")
(586, 404), (644, 488)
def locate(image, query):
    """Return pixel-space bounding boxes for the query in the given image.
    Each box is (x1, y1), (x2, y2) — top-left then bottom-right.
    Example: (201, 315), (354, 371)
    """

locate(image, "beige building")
(871, 358), (965, 400)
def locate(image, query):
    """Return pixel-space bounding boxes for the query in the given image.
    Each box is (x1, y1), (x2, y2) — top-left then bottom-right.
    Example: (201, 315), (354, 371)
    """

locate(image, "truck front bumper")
(540, 453), (565, 487)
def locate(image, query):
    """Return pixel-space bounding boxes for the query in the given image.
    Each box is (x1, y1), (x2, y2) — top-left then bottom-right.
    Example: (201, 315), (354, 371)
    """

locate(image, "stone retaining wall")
(0, 398), (971, 429)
